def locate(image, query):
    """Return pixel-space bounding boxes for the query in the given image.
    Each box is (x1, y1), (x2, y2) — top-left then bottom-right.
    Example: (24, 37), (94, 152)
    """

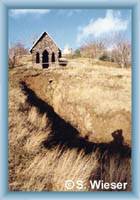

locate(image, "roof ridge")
(30, 31), (61, 53)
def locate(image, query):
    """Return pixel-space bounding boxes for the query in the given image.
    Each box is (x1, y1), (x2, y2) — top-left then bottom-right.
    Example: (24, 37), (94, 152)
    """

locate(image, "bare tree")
(80, 39), (105, 63)
(111, 37), (131, 68)
(9, 42), (28, 68)
(104, 33), (131, 68)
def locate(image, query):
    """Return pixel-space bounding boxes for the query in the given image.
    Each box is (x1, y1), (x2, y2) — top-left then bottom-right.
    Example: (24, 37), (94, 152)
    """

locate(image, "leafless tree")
(111, 41), (131, 68)
(9, 42), (28, 68)
(108, 33), (131, 68)
(80, 39), (105, 63)
(79, 32), (131, 67)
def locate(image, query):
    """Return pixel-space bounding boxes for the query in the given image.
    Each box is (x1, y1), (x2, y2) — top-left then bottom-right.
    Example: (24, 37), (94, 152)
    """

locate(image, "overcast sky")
(8, 9), (131, 50)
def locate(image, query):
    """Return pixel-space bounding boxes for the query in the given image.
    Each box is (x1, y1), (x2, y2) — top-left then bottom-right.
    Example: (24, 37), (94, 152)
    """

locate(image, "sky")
(8, 9), (131, 51)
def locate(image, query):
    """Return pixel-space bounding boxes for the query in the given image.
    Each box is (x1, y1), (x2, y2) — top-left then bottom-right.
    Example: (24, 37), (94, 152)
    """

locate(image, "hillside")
(9, 57), (131, 191)
(24, 58), (131, 145)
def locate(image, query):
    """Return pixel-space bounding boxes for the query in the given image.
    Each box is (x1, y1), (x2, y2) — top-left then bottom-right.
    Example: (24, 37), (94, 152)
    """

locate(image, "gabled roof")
(30, 32), (60, 53)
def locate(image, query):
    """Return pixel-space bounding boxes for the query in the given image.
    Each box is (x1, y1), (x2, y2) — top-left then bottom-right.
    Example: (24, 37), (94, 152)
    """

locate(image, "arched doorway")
(51, 52), (55, 63)
(42, 50), (49, 68)
(36, 52), (40, 63)
(58, 49), (62, 58)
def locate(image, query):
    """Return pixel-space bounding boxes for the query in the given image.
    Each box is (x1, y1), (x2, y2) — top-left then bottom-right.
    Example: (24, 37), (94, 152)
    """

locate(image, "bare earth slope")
(24, 58), (131, 145)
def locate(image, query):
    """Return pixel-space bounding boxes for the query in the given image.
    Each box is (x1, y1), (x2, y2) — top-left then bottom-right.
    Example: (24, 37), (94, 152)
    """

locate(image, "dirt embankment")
(24, 62), (131, 145)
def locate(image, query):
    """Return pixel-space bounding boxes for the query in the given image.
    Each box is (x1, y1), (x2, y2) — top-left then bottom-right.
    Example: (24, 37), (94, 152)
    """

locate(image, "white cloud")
(57, 9), (81, 17)
(77, 10), (128, 43)
(67, 9), (81, 17)
(10, 9), (50, 17)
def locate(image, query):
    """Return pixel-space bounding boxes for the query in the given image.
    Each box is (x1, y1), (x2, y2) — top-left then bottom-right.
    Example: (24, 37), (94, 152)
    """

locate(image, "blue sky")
(8, 9), (131, 51)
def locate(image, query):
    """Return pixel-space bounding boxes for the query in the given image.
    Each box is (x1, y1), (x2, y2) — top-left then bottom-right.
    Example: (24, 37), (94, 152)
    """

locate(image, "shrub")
(99, 54), (111, 61)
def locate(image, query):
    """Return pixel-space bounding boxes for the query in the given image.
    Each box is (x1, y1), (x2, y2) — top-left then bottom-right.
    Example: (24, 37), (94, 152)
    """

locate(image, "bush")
(74, 49), (81, 58)
(99, 54), (111, 61)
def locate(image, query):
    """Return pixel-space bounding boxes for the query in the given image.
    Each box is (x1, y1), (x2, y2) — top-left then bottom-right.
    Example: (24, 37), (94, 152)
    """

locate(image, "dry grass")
(91, 155), (131, 191)
(17, 148), (98, 191)
(24, 58), (131, 145)
(9, 58), (131, 191)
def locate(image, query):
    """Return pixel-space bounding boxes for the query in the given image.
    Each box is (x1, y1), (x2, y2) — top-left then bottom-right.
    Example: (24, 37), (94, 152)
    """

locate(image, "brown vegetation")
(24, 58), (131, 145)
(76, 34), (131, 68)
(9, 42), (29, 68)
(9, 58), (131, 191)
